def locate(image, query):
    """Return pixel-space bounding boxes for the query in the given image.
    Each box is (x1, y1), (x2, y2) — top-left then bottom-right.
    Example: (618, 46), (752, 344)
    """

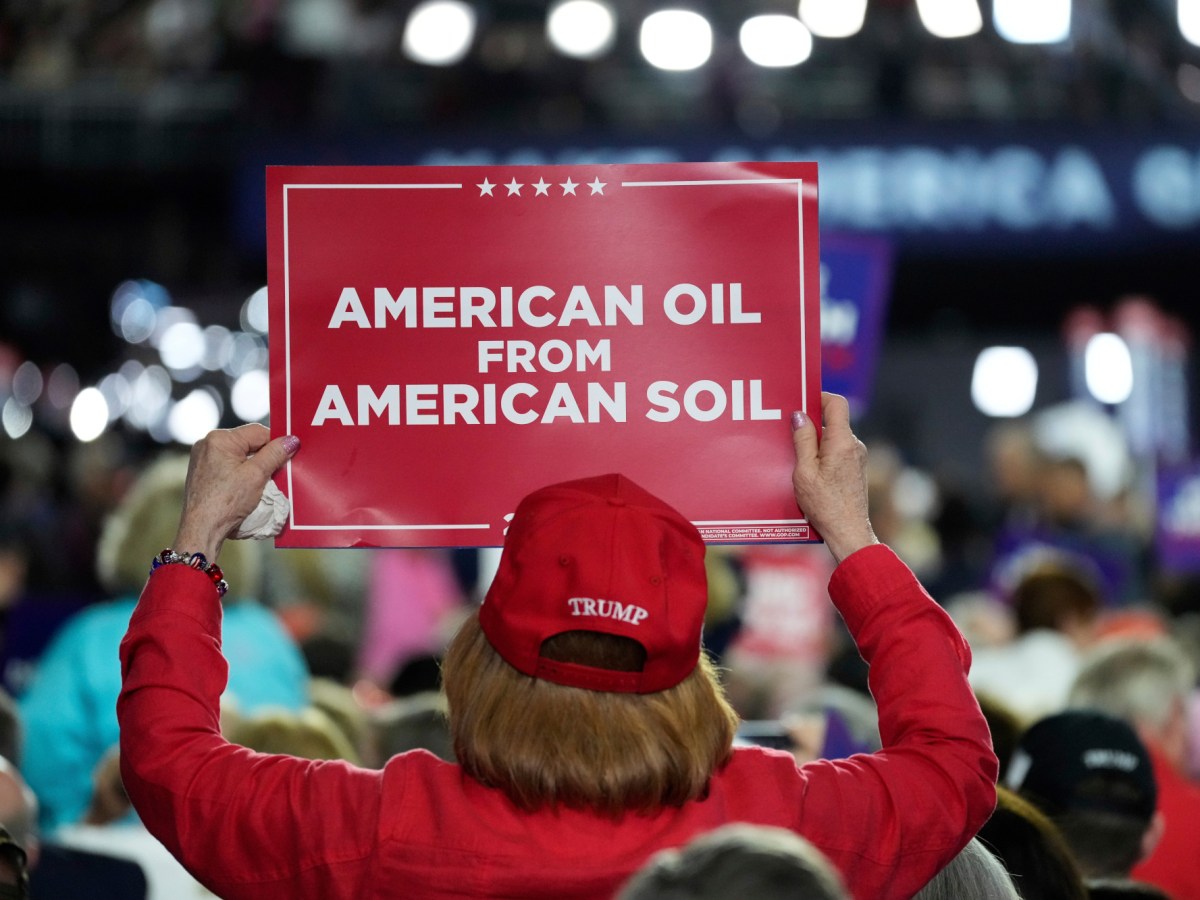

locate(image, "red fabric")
(118, 544), (997, 900)
(1130, 742), (1200, 900)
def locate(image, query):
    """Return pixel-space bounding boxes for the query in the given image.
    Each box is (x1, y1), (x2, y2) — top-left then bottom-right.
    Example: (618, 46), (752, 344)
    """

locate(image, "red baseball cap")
(479, 473), (708, 693)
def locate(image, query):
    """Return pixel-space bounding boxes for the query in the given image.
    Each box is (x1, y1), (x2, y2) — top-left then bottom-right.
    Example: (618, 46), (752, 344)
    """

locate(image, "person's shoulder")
(720, 744), (806, 781)
(36, 598), (139, 655)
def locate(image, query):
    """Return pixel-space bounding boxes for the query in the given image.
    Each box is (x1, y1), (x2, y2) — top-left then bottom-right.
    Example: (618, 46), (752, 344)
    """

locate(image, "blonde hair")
(225, 707), (360, 763)
(96, 454), (261, 602)
(442, 611), (738, 816)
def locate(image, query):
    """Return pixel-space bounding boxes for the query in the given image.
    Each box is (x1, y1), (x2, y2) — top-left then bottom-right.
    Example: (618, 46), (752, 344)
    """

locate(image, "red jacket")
(118, 544), (997, 899)
(1131, 741), (1200, 900)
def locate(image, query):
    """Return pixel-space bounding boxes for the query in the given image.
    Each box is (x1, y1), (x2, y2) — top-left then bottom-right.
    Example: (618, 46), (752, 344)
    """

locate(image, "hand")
(791, 392), (878, 564)
(174, 425), (299, 562)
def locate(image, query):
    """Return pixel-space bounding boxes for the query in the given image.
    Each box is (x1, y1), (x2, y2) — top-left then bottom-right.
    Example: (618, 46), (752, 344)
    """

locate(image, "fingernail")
(791, 411), (808, 432)
(282, 435), (301, 455)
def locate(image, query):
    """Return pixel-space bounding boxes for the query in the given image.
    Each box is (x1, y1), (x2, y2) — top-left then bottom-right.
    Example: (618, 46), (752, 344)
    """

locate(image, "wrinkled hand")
(791, 392), (878, 564)
(174, 424), (299, 562)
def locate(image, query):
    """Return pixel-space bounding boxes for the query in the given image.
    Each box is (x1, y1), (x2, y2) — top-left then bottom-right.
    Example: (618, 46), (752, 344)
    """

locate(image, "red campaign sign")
(267, 162), (822, 548)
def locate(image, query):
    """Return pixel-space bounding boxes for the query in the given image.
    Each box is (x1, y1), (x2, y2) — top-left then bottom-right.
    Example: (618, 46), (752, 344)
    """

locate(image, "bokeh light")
(640, 11), (712, 71)
(740, 15), (813, 68)
(402, 1), (477, 66)
(1085, 332), (1134, 404)
(231, 369), (271, 422)
(971, 346), (1038, 417)
(69, 387), (109, 442)
(168, 388), (222, 445)
(547, 0), (616, 60)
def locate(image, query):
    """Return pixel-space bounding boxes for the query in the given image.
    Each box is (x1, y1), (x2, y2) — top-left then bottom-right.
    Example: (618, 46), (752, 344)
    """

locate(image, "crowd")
(0, 386), (1194, 898)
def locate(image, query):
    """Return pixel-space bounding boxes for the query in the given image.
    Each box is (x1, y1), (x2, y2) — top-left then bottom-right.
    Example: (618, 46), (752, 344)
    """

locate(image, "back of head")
(617, 824), (848, 900)
(1068, 638), (1195, 736)
(442, 473), (738, 815)
(370, 691), (454, 764)
(96, 454), (261, 602)
(1006, 711), (1155, 879)
(1010, 561), (1100, 636)
(479, 473), (708, 694)
(225, 708), (358, 763)
(977, 787), (1088, 900)
(914, 839), (1019, 900)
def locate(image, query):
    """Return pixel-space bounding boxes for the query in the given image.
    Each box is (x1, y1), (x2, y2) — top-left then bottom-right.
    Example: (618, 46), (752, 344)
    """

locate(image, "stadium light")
(1084, 333), (1133, 405)
(640, 10), (712, 71)
(994, 0), (1070, 44)
(740, 15), (813, 67)
(547, 0), (617, 59)
(1181, 0), (1200, 47)
(798, 0), (866, 39)
(916, 0), (982, 39)
(972, 347), (1038, 417)
(403, 1), (477, 66)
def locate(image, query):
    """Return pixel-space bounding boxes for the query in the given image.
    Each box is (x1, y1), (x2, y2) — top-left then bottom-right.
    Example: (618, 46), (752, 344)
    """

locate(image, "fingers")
(820, 392), (851, 437)
(226, 422), (272, 455)
(791, 408), (819, 471)
(247, 434), (300, 478)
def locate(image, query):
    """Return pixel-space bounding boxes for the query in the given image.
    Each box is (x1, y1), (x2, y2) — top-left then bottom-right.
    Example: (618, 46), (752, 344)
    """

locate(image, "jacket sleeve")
(796, 543), (998, 900)
(117, 565), (384, 900)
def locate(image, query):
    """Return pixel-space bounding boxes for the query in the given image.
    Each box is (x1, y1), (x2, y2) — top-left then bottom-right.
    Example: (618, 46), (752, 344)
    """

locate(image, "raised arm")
(781, 393), (998, 898)
(118, 427), (381, 900)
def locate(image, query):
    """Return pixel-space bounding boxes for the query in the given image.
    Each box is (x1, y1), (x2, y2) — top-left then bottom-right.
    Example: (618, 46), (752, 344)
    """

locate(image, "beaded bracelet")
(150, 548), (229, 597)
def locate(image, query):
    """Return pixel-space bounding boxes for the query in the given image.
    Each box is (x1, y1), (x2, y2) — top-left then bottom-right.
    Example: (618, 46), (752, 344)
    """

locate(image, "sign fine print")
(267, 162), (821, 548)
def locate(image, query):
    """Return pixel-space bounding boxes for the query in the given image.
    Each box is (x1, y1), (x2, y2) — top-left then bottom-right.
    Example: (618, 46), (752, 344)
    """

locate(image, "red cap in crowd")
(479, 473), (708, 693)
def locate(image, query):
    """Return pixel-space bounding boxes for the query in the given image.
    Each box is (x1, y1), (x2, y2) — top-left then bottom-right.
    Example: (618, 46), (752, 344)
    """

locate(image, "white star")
(505, 178), (524, 196)
(477, 178), (495, 196)
(533, 178), (551, 196)
(587, 177), (606, 195)
(560, 177), (578, 196)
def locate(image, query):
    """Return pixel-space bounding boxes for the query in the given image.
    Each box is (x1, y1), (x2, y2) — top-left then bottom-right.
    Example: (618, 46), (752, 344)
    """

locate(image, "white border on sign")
(281, 177), (810, 534)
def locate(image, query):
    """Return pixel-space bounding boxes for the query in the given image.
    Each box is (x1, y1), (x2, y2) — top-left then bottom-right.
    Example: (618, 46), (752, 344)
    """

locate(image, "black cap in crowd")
(1006, 710), (1157, 823)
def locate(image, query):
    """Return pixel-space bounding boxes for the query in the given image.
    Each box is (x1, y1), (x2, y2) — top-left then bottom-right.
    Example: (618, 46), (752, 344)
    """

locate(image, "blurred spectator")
(0, 752), (149, 898)
(977, 787), (1089, 900)
(308, 677), (371, 764)
(767, 684), (881, 765)
(225, 706), (359, 763)
(1006, 710), (1159, 880)
(18, 454), (309, 832)
(356, 548), (467, 690)
(52, 748), (204, 899)
(617, 823), (849, 900)
(368, 692), (453, 766)
(0, 758), (36, 870)
(976, 694), (1024, 781)
(388, 653), (443, 698)
(0, 689), (20, 770)
(0, 825), (28, 900)
(720, 544), (836, 719)
(970, 557), (1101, 723)
(913, 838), (1018, 899)
(984, 420), (1043, 531)
(1068, 638), (1200, 900)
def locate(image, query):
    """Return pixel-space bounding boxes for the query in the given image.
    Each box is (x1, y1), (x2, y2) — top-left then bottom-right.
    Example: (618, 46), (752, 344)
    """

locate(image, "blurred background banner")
(818, 232), (894, 417)
(1157, 463), (1200, 574)
(234, 130), (1200, 255)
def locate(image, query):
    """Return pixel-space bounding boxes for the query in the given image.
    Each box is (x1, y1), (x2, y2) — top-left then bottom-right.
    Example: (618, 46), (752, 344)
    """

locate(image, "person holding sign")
(117, 392), (997, 899)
